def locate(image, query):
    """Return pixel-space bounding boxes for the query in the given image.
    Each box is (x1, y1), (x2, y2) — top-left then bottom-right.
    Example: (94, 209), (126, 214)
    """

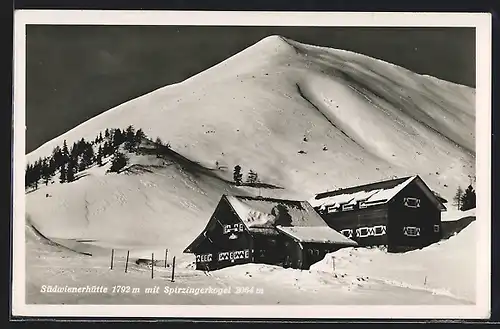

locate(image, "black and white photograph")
(12, 11), (491, 319)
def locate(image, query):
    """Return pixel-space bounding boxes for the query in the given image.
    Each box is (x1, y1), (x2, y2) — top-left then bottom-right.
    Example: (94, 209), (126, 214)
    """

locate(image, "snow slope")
(25, 35), (475, 264)
(27, 35), (475, 201)
(26, 144), (270, 256)
(311, 220), (477, 303)
(25, 214), (473, 305)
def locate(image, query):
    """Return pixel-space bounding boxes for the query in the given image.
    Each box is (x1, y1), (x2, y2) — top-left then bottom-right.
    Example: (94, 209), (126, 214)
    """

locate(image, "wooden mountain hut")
(184, 195), (357, 271)
(310, 175), (446, 252)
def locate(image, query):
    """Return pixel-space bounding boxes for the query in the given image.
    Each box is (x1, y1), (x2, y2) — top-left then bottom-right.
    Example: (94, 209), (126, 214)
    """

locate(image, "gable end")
(394, 176), (447, 211)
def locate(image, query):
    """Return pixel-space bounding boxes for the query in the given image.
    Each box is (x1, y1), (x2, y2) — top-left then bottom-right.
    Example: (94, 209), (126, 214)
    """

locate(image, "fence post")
(165, 249), (168, 268)
(110, 249), (114, 270)
(125, 250), (130, 273)
(171, 256), (176, 282)
(151, 253), (154, 279)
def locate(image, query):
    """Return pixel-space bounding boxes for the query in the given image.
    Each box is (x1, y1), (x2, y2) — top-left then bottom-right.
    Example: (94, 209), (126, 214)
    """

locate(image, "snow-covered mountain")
(25, 35), (475, 255)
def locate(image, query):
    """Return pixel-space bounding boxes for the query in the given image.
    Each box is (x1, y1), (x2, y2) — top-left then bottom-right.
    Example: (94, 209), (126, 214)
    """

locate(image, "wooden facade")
(311, 175), (446, 252)
(184, 195), (357, 271)
(185, 198), (255, 271)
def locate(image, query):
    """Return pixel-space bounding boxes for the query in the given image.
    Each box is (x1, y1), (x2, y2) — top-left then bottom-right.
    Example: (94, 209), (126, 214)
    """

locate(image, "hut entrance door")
(283, 240), (301, 269)
(283, 241), (292, 268)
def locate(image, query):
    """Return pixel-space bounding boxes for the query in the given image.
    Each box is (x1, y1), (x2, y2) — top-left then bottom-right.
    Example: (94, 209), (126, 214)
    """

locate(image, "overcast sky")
(26, 25), (475, 153)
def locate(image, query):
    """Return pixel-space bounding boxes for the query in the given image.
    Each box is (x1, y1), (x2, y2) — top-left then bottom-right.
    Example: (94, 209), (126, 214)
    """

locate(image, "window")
(356, 227), (369, 238)
(354, 225), (387, 238)
(341, 229), (353, 238)
(403, 226), (421, 237)
(342, 204), (354, 211)
(403, 197), (421, 208)
(327, 205), (338, 213)
(434, 225), (440, 233)
(363, 200), (386, 207)
(373, 225), (387, 236)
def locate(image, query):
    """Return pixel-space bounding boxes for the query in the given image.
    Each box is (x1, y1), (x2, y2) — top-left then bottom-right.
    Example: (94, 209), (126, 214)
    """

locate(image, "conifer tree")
(30, 159), (43, 190)
(70, 141), (79, 160)
(25, 164), (30, 188)
(113, 128), (125, 148)
(124, 125), (136, 152)
(155, 137), (163, 158)
(78, 138), (86, 155)
(67, 158), (77, 182)
(233, 165), (243, 185)
(109, 151), (128, 173)
(125, 125), (135, 139)
(27, 162), (34, 188)
(103, 141), (112, 157)
(48, 157), (57, 177)
(52, 146), (63, 169)
(81, 144), (94, 168)
(41, 159), (51, 185)
(59, 164), (67, 183)
(460, 185), (476, 211)
(134, 128), (145, 145)
(246, 169), (259, 184)
(78, 157), (86, 172)
(97, 145), (103, 166)
(61, 140), (70, 163)
(453, 186), (464, 210)
(25, 163), (35, 189)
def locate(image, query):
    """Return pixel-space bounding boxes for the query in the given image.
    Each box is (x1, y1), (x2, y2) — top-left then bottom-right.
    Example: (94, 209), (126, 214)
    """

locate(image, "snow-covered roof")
(276, 226), (358, 246)
(185, 195), (357, 254)
(310, 175), (446, 211)
(226, 195), (327, 228)
(225, 196), (277, 228)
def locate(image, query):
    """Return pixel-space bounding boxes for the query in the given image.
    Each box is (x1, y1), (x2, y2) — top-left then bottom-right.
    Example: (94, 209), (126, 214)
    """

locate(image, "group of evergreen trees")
(154, 137), (171, 158)
(233, 165), (259, 185)
(452, 184), (476, 211)
(25, 125), (149, 191)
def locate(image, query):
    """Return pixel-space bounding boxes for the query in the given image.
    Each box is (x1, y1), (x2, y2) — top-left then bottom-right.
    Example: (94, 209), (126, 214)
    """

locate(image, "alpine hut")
(184, 195), (357, 271)
(310, 175), (446, 252)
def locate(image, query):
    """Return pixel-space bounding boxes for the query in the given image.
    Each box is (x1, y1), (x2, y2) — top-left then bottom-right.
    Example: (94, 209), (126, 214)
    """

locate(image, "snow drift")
(311, 220), (477, 302)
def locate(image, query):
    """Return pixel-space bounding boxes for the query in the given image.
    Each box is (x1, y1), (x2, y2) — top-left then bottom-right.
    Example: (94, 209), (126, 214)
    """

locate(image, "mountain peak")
(258, 34), (286, 43)
(248, 34), (293, 53)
